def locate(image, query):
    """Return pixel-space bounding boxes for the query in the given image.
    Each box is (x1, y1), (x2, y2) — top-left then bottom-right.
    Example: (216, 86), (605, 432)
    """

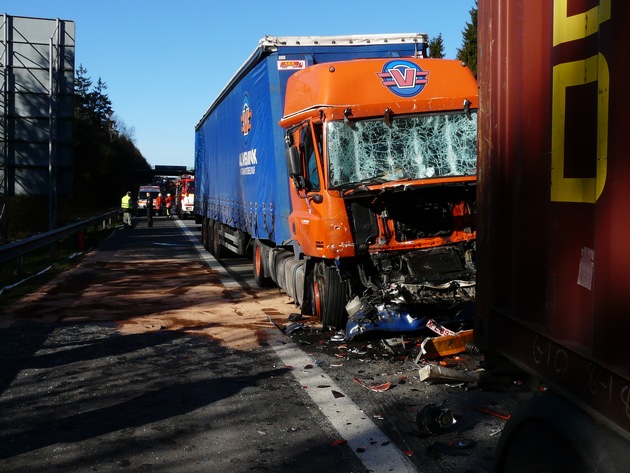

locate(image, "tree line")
(73, 65), (152, 208)
(428, 2), (477, 78)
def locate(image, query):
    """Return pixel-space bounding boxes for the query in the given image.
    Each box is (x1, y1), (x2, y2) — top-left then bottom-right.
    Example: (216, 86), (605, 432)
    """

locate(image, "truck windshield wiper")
(350, 176), (389, 188)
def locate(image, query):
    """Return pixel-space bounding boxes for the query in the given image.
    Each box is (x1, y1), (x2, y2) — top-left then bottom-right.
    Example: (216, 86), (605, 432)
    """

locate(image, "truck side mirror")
(286, 145), (306, 189)
(286, 145), (302, 177)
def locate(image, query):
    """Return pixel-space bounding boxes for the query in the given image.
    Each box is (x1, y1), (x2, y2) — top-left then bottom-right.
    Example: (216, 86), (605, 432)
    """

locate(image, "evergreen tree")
(456, 2), (478, 77)
(92, 78), (115, 132)
(74, 65), (93, 122)
(74, 65), (92, 100)
(428, 33), (445, 58)
(72, 66), (151, 208)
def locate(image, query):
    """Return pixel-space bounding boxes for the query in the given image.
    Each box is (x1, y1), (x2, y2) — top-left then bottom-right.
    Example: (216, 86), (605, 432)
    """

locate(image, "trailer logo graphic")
(239, 149), (257, 175)
(377, 60), (429, 97)
(241, 94), (252, 143)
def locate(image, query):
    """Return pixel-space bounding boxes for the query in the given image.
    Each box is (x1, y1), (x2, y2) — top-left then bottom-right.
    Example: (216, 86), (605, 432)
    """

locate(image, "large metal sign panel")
(0, 14), (75, 196)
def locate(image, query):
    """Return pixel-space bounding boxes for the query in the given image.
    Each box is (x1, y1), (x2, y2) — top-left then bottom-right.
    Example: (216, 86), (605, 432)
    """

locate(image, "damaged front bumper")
(344, 279), (475, 340)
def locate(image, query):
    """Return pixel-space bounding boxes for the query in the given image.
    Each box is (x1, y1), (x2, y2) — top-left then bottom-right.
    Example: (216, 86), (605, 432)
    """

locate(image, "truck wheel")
(313, 262), (348, 330)
(212, 222), (226, 259)
(201, 218), (210, 250)
(499, 419), (588, 473)
(207, 219), (215, 253)
(253, 240), (272, 287)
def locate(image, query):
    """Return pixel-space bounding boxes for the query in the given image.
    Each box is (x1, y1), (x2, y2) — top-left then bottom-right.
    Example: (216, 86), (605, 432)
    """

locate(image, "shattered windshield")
(326, 112), (477, 188)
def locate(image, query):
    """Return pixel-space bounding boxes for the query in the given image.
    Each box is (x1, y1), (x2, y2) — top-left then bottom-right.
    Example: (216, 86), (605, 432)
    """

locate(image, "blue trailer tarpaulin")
(194, 35), (427, 247)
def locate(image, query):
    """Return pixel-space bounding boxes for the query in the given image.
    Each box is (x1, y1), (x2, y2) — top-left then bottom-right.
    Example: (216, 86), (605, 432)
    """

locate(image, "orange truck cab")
(280, 57), (478, 331)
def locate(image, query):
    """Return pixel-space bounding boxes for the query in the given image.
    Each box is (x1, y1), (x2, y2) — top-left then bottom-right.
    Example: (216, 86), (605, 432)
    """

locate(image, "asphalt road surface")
(0, 214), (526, 472)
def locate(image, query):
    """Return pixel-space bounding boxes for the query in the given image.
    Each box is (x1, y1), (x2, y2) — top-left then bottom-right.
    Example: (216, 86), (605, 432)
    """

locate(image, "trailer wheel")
(201, 218), (210, 250)
(499, 419), (588, 473)
(253, 240), (272, 287)
(212, 222), (226, 259)
(207, 219), (215, 253)
(313, 262), (348, 330)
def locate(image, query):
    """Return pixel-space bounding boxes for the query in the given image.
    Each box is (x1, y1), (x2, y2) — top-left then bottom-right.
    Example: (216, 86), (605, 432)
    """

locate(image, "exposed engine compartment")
(343, 184), (476, 337)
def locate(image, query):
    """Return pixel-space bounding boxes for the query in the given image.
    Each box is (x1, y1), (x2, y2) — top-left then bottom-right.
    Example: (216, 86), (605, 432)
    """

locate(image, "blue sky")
(7, 0), (477, 170)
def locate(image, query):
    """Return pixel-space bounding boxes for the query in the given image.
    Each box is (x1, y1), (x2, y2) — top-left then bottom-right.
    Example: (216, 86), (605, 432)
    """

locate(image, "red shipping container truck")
(476, 1), (630, 471)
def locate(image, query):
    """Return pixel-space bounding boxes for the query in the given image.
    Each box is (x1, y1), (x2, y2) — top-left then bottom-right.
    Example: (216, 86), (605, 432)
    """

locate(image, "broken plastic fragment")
(332, 439), (347, 447)
(416, 329), (475, 360)
(268, 316), (285, 332)
(472, 406), (511, 421)
(428, 441), (471, 457)
(345, 299), (428, 340)
(418, 364), (479, 384)
(331, 332), (345, 342)
(449, 439), (476, 449)
(353, 377), (392, 392)
(426, 318), (456, 336)
(285, 323), (306, 335)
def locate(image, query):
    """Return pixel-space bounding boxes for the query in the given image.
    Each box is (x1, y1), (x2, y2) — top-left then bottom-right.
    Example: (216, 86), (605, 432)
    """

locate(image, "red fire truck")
(177, 175), (194, 219)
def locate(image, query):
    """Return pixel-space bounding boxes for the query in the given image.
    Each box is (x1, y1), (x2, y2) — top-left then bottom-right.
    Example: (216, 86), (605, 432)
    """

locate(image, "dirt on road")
(0, 218), (527, 473)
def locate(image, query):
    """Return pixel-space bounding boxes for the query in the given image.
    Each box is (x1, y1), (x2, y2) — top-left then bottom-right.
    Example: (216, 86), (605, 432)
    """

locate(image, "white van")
(137, 185), (161, 215)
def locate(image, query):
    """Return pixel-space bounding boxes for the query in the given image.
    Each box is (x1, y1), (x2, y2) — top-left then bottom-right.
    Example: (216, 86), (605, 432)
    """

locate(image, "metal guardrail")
(0, 210), (120, 266)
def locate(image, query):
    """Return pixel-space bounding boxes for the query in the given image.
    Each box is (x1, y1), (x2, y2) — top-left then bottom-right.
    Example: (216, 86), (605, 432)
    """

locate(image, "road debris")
(473, 406), (512, 421)
(285, 322), (307, 335)
(418, 364), (480, 384)
(416, 329), (475, 360)
(345, 297), (428, 340)
(426, 319), (456, 336)
(416, 404), (456, 436)
(352, 377), (393, 392)
(427, 439), (476, 457)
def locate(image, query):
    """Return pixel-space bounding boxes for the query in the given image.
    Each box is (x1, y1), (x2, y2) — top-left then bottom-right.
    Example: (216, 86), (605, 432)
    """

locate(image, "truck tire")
(201, 217), (210, 250)
(495, 391), (628, 473)
(212, 222), (227, 259)
(313, 261), (349, 330)
(294, 262), (305, 307)
(253, 240), (273, 287)
(499, 419), (588, 473)
(207, 219), (215, 253)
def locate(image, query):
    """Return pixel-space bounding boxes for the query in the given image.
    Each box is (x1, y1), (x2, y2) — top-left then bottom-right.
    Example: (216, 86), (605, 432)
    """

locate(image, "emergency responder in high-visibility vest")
(121, 191), (133, 227)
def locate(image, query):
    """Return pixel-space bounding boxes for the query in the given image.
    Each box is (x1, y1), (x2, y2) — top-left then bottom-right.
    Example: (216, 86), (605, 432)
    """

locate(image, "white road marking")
(176, 218), (418, 472)
(271, 341), (419, 473)
(175, 218), (241, 288)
